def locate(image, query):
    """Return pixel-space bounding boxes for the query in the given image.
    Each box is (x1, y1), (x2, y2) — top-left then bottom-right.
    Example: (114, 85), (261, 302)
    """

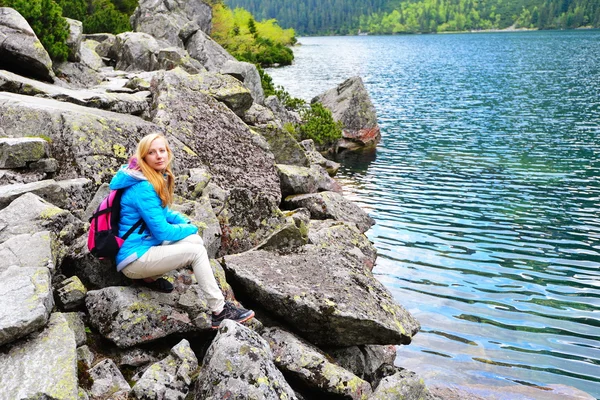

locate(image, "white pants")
(122, 235), (225, 313)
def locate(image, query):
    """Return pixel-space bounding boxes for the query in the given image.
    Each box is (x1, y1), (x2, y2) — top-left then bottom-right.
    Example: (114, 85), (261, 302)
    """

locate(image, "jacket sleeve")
(165, 207), (190, 224)
(133, 182), (198, 242)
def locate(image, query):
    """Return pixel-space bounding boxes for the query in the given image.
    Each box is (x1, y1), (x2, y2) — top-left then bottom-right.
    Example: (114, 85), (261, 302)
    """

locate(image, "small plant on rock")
(295, 102), (343, 148)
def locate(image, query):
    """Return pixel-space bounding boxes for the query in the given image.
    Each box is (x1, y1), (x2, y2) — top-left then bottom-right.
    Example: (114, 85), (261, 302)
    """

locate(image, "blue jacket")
(109, 165), (198, 271)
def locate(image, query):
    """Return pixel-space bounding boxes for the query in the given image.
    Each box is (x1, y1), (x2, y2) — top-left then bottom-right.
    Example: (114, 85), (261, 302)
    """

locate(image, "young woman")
(109, 133), (254, 328)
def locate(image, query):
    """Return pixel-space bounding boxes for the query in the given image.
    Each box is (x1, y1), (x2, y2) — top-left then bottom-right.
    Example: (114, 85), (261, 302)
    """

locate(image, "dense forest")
(224, 0), (600, 34)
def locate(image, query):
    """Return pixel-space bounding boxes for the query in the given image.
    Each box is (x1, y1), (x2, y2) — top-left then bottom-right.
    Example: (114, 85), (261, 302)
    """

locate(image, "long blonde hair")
(132, 133), (175, 207)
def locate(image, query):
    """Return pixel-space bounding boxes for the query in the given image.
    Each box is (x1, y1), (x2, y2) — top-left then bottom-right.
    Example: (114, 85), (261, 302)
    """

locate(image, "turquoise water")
(267, 30), (600, 398)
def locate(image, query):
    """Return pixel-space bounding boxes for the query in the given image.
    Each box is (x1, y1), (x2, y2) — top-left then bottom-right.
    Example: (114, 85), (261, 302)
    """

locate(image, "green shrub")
(1, 0), (70, 62)
(83, 0), (130, 34)
(274, 85), (306, 111)
(296, 102), (342, 147)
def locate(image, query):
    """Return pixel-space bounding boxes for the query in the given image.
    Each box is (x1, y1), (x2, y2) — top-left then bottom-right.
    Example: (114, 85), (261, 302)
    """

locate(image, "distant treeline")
(224, 0), (600, 34)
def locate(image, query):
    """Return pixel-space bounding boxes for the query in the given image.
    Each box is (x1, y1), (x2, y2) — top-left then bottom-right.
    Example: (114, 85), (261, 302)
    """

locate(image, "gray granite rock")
(0, 137), (48, 169)
(131, 339), (198, 399)
(0, 313), (78, 399)
(0, 231), (56, 271)
(196, 320), (297, 400)
(65, 18), (83, 62)
(0, 266), (53, 346)
(56, 276), (87, 311)
(222, 247), (420, 347)
(262, 326), (373, 399)
(89, 359), (131, 399)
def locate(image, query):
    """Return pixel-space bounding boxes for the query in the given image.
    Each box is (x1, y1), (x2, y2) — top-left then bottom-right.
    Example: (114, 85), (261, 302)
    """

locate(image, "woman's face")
(145, 138), (168, 172)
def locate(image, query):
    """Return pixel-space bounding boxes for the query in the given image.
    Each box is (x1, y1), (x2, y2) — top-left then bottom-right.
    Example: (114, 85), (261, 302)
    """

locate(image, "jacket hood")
(110, 161), (147, 190)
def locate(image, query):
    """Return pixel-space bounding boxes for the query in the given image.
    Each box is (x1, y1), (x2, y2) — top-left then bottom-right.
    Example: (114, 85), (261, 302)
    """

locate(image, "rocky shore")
(0, 1), (433, 399)
(1, 1), (594, 399)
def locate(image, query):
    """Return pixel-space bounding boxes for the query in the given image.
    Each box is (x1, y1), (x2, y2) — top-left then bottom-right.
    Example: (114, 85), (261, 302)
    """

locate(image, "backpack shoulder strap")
(123, 218), (145, 240)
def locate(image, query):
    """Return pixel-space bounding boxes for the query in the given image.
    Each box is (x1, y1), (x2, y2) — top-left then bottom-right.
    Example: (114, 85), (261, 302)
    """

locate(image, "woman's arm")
(133, 182), (198, 242)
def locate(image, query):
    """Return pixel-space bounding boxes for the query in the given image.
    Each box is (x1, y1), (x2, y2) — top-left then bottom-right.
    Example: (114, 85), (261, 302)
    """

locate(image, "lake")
(266, 30), (600, 398)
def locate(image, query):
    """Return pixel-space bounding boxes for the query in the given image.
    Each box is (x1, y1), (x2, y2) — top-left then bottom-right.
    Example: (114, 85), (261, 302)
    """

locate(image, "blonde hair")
(133, 133), (175, 207)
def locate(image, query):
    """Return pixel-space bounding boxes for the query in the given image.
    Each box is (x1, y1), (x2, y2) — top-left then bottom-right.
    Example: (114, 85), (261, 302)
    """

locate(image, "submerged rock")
(313, 76), (381, 152)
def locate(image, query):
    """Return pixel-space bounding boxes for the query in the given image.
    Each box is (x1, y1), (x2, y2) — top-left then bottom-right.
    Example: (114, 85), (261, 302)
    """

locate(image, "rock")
(255, 215), (308, 252)
(65, 18), (83, 62)
(61, 235), (131, 290)
(0, 192), (83, 245)
(0, 179), (66, 210)
(254, 125), (310, 167)
(63, 311), (87, 346)
(0, 266), (53, 346)
(276, 164), (338, 197)
(113, 32), (160, 72)
(0, 313), (78, 399)
(131, 339), (198, 399)
(0, 231), (56, 271)
(185, 28), (235, 72)
(244, 102), (279, 127)
(308, 220), (377, 270)
(220, 60), (265, 105)
(284, 191), (375, 233)
(130, 0), (212, 48)
(300, 139), (341, 176)
(313, 76), (381, 151)
(222, 247), (420, 347)
(156, 46), (204, 74)
(79, 39), (105, 71)
(149, 68), (282, 254)
(57, 177), (94, 211)
(263, 326), (373, 399)
(56, 276), (88, 310)
(53, 59), (104, 89)
(88, 359), (131, 399)
(370, 368), (436, 400)
(84, 183), (110, 221)
(0, 91), (159, 184)
(0, 137), (48, 168)
(264, 95), (302, 126)
(86, 286), (206, 348)
(29, 157), (59, 173)
(0, 7), (56, 82)
(119, 348), (159, 368)
(195, 320), (298, 400)
(326, 344), (396, 383)
(77, 345), (95, 369)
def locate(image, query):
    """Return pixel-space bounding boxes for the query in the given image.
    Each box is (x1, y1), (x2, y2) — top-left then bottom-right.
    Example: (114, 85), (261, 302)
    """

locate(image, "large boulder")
(195, 320), (298, 400)
(220, 60), (265, 105)
(262, 326), (373, 399)
(0, 231), (57, 271)
(253, 125), (310, 167)
(113, 32), (160, 72)
(185, 28), (235, 72)
(0, 192), (83, 245)
(222, 246), (420, 347)
(85, 285), (211, 347)
(0, 91), (159, 184)
(131, 339), (198, 399)
(0, 7), (55, 82)
(0, 179), (68, 210)
(88, 359), (131, 399)
(370, 368), (437, 400)
(65, 18), (83, 62)
(307, 220), (377, 270)
(0, 313), (78, 399)
(0, 69), (151, 115)
(0, 266), (53, 346)
(313, 76), (381, 151)
(326, 344), (396, 384)
(130, 0), (212, 48)
(0, 137), (48, 169)
(284, 191), (375, 233)
(276, 164), (339, 198)
(149, 68), (282, 254)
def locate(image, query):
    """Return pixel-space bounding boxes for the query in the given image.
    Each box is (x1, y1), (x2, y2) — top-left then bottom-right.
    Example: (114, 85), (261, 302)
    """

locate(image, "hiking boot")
(211, 302), (255, 329)
(137, 277), (173, 293)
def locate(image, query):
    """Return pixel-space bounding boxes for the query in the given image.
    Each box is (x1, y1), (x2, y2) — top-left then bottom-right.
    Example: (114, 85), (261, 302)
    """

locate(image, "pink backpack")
(87, 189), (144, 259)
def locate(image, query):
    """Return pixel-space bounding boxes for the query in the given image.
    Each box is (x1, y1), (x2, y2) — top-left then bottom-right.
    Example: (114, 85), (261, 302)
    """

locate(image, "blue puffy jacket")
(109, 165), (198, 271)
